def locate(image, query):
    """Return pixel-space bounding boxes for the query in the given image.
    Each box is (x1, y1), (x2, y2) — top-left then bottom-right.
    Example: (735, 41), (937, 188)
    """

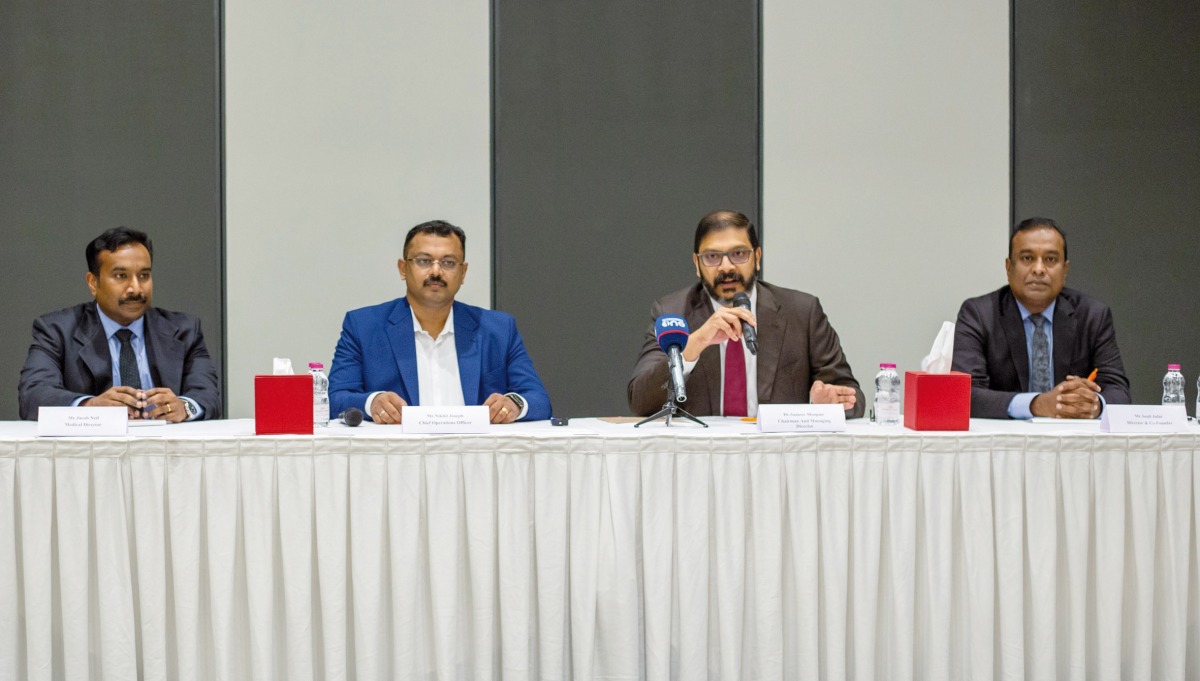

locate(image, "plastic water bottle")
(874, 363), (901, 426)
(1162, 364), (1185, 408)
(310, 362), (330, 427)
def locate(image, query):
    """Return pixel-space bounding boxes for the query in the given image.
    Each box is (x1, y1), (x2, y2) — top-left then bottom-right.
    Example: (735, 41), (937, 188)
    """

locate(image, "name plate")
(402, 406), (491, 434)
(37, 406), (128, 437)
(1101, 404), (1190, 433)
(757, 404), (846, 433)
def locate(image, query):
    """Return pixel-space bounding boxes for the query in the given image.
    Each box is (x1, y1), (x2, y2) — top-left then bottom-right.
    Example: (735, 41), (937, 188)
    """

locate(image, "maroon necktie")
(723, 338), (748, 417)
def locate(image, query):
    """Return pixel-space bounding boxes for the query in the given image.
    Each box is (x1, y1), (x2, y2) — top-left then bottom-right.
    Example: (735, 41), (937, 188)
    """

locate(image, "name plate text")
(1101, 404), (1190, 433)
(757, 404), (847, 433)
(402, 406), (491, 434)
(38, 407), (128, 437)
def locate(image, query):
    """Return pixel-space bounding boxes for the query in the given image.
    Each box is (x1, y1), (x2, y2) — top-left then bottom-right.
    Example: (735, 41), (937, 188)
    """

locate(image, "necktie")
(1029, 313), (1052, 394)
(724, 338), (748, 417)
(115, 329), (142, 389)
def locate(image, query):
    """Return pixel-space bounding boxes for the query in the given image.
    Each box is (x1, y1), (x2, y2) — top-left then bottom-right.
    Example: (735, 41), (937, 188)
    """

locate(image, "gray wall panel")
(0, 0), (223, 419)
(1014, 0), (1200, 406)
(494, 0), (760, 417)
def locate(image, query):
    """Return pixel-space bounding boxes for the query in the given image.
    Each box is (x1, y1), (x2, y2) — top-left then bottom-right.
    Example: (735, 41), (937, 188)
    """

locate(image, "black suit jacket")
(628, 281), (865, 418)
(18, 303), (222, 420)
(951, 286), (1131, 419)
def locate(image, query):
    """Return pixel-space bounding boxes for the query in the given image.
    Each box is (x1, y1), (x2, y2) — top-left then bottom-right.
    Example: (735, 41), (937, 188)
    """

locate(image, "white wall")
(763, 0), (1010, 404)
(225, 1), (491, 417)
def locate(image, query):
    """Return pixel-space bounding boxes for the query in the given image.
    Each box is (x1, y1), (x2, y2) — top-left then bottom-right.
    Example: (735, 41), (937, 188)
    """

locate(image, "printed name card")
(757, 404), (847, 433)
(37, 407), (128, 437)
(401, 406), (491, 434)
(1101, 404), (1190, 433)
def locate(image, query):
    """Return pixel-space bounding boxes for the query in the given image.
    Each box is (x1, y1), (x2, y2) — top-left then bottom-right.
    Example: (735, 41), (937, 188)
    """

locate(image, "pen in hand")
(1086, 368), (1098, 382)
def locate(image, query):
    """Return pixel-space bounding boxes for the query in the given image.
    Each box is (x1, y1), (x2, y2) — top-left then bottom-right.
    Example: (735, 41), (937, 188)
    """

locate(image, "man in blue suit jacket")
(329, 220), (551, 424)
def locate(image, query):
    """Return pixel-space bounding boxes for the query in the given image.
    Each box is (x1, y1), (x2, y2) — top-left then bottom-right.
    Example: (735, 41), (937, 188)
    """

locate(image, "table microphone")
(731, 292), (758, 355)
(339, 407), (364, 427)
(655, 315), (690, 402)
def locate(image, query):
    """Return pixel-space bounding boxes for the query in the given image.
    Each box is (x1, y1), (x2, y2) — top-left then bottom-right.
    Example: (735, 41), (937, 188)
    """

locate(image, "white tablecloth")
(2, 417), (1199, 680)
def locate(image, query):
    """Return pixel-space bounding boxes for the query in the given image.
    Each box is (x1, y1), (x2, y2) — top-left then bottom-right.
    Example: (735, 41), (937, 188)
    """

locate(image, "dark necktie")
(1029, 313), (1052, 394)
(115, 329), (142, 389)
(723, 338), (748, 417)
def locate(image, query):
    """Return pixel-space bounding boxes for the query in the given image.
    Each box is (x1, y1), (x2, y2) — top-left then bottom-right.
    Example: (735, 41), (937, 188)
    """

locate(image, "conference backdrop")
(1, 0), (1196, 419)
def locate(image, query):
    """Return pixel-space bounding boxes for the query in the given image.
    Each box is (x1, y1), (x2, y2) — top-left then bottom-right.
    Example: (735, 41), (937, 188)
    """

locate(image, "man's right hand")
(1030, 376), (1102, 419)
(83, 386), (146, 418)
(682, 306), (756, 362)
(371, 392), (407, 424)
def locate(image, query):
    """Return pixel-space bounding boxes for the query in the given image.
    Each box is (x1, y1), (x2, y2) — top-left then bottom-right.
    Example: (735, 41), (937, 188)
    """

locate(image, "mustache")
(120, 295), (148, 304)
(716, 272), (746, 285)
(423, 276), (447, 287)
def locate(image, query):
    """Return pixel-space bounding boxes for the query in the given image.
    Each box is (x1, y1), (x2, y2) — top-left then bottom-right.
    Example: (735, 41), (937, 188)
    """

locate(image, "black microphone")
(731, 292), (758, 355)
(338, 407), (363, 427)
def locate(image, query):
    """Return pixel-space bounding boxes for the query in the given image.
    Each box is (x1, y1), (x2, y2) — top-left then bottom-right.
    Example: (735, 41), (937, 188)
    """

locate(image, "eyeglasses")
(696, 248), (753, 267)
(406, 257), (462, 271)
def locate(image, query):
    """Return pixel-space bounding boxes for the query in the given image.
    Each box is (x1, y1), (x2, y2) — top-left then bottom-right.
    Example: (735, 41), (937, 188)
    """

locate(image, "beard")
(701, 269), (757, 302)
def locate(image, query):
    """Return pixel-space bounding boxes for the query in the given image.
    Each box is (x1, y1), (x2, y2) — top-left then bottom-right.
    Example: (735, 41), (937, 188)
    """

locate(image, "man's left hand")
(484, 393), (519, 424)
(810, 380), (857, 411)
(144, 388), (187, 423)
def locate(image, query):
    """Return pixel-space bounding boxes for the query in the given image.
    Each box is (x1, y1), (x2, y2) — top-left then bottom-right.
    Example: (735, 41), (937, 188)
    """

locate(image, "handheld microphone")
(655, 315), (691, 402)
(731, 292), (758, 355)
(338, 407), (364, 427)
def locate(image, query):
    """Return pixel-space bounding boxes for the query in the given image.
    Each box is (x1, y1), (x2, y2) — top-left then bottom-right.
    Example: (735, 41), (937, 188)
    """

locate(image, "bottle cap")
(1168, 364), (1181, 371)
(309, 362), (324, 369)
(879, 363), (897, 369)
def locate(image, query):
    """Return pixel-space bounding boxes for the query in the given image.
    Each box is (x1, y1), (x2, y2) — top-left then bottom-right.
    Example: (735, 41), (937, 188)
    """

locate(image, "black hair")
(693, 210), (760, 253)
(1010, 217), (1068, 260)
(86, 227), (153, 276)
(403, 220), (466, 257)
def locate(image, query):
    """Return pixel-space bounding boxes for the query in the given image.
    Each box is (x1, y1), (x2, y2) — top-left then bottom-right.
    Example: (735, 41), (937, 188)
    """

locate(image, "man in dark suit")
(628, 210), (864, 418)
(329, 220), (551, 424)
(18, 227), (222, 421)
(952, 217), (1131, 419)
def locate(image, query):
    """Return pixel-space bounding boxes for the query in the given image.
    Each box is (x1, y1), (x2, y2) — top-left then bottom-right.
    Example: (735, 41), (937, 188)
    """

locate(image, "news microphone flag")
(655, 315), (690, 352)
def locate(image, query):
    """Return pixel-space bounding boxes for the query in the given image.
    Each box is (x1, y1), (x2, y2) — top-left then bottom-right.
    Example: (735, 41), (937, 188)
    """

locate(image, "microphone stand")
(634, 383), (708, 428)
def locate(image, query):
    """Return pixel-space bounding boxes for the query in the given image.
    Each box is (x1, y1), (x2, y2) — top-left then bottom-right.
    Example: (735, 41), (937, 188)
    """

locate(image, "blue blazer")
(329, 298), (552, 421)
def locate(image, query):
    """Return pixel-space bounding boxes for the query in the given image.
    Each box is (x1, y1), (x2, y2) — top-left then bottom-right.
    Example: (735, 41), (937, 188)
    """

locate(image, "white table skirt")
(2, 418), (1199, 681)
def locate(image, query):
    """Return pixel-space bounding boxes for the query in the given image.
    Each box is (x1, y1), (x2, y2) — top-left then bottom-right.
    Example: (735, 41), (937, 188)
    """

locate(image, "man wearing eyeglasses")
(628, 210), (864, 418)
(328, 220), (551, 424)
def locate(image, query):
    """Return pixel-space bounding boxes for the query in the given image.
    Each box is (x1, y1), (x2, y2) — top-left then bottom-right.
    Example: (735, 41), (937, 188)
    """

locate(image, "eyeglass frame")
(694, 248), (756, 268)
(405, 257), (464, 271)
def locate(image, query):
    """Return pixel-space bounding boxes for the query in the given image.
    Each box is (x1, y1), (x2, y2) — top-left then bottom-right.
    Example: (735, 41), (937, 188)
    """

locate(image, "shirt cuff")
(179, 396), (203, 421)
(364, 391), (383, 420)
(504, 392), (530, 420)
(1007, 392), (1038, 419)
(682, 357), (699, 379)
(72, 395), (91, 407)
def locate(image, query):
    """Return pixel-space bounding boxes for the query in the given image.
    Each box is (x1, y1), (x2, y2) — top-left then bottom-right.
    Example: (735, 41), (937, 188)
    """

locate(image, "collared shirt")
(682, 284), (760, 417)
(73, 305), (203, 419)
(1007, 299), (1056, 419)
(365, 306), (530, 419)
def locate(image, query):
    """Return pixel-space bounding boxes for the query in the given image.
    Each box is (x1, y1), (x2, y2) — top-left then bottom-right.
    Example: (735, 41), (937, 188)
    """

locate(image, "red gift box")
(903, 371), (971, 431)
(254, 375), (314, 435)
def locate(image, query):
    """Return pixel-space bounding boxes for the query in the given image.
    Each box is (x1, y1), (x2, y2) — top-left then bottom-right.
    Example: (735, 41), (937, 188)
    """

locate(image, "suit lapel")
(144, 309), (183, 390)
(453, 302), (481, 403)
(684, 285), (722, 411)
(1000, 289), (1031, 391)
(1051, 294), (1076, 384)
(386, 300), (421, 404)
(75, 306), (112, 392)
(754, 284), (785, 402)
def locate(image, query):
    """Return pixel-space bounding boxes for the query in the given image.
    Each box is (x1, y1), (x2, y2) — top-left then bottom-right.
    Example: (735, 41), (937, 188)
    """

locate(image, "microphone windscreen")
(342, 407), (364, 427)
(654, 315), (690, 353)
(732, 292), (751, 310)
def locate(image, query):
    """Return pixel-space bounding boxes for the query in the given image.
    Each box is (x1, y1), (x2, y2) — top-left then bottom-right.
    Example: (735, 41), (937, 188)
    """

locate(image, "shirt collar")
(1014, 298), (1056, 324)
(410, 305), (455, 339)
(96, 304), (146, 340)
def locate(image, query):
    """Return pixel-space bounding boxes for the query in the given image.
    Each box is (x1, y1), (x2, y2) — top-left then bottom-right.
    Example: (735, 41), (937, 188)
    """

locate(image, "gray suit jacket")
(951, 286), (1131, 418)
(18, 303), (222, 420)
(628, 281), (865, 418)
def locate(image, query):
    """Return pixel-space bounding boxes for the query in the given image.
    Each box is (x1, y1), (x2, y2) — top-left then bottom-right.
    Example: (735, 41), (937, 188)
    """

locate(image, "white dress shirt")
(681, 284), (759, 417)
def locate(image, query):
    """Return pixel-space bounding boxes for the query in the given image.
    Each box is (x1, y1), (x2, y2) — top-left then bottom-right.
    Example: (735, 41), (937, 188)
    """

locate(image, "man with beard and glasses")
(18, 227), (222, 421)
(952, 217), (1131, 419)
(628, 210), (864, 418)
(328, 220), (551, 424)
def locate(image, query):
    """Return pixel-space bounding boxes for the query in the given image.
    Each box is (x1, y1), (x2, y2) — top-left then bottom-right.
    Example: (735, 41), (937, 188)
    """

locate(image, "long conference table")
(2, 417), (1200, 681)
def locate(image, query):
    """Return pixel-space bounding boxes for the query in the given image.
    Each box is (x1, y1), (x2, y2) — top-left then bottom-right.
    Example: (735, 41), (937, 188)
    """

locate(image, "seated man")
(18, 227), (222, 421)
(952, 217), (1131, 419)
(628, 210), (864, 418)
(329, 220), (551, 423)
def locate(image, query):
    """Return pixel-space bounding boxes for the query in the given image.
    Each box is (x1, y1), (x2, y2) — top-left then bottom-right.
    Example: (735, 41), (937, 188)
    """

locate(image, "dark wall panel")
(494, 0), (760, 417)
(1014, 0), (1200, 406)
(0, 1), (223, 419)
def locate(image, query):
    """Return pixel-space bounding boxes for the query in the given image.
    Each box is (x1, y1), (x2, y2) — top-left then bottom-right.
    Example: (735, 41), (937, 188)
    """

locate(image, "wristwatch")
(505, 392), (526, 418)
(182, 399), (199, 421)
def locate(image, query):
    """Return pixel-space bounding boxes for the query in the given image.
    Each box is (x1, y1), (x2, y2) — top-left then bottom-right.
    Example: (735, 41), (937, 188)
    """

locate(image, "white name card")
(757, 404), (847, 433)
(1101, 404), (1190, 433)
(402, 406), (491, 434)
(37, 406), (128, 437)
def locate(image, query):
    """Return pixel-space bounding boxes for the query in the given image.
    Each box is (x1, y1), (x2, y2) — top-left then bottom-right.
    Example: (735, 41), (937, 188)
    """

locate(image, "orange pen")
(1086, 368), (1098, 382)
